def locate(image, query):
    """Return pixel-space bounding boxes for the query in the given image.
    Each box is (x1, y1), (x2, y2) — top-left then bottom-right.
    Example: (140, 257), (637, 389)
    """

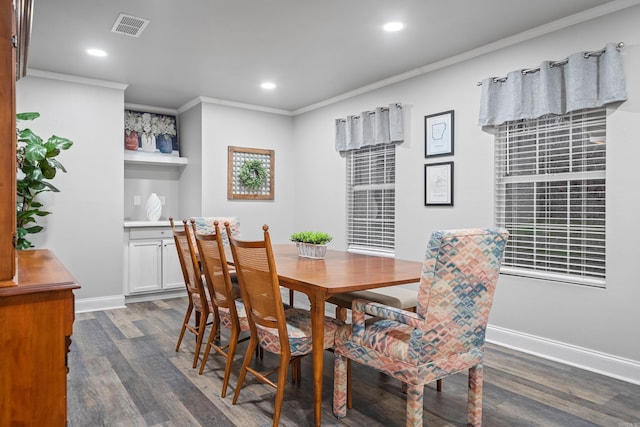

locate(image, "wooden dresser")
(0, 249), (80, 426)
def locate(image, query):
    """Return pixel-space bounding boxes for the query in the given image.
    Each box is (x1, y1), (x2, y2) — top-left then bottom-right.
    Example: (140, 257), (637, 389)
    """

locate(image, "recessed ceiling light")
(86, 48), (107, 57)
(261, 82), (276, 90)
(383, 22), (404, 32)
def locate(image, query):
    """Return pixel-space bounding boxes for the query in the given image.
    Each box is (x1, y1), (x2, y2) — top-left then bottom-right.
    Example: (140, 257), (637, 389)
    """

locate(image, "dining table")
(270, 244), (423, 426)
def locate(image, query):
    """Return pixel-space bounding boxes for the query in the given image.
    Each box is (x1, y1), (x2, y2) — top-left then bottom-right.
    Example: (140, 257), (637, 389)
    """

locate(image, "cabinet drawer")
(129, 228), (172, 240)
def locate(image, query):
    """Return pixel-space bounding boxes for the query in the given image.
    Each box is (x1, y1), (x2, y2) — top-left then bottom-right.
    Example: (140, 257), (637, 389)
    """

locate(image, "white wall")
(292, 6), (640, 379)
(186, 100), (296, 242)
(177, 104), (203, 218)
(16, 75), (126, 302)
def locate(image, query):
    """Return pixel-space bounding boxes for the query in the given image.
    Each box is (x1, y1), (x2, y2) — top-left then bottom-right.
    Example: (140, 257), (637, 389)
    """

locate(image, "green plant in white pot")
(290, 231), (332, 259)
(16, 112), (73, 250)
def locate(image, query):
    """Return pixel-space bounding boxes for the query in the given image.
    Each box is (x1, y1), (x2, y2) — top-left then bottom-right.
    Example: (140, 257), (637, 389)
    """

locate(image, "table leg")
(310, 290), (325, 426)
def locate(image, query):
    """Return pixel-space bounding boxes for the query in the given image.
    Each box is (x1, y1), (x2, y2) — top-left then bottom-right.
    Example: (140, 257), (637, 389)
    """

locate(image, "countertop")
(124, 220), (171, 228)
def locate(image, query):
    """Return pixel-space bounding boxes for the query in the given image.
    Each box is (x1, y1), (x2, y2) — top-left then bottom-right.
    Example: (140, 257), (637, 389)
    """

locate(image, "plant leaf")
(24, 141), (47, 161)
(48, 158), (67, 172)
(16, 112), (40, 121)
(39, 159), (57, 179)
(41, 181), (60, 192)
(18, 128), (42, 145)
(25, 225), (44, 234)
(47, 135), (73, 151)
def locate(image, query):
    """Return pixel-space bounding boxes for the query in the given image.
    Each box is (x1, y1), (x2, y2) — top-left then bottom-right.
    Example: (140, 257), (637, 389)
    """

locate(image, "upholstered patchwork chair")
(332, 228), (509, 427)
(191, 219), (251, 397)
(227, 223), (342, 427)
(170, 217), (213, 369)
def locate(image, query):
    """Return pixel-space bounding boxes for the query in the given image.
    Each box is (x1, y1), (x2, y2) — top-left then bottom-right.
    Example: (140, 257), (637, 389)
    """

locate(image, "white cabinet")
(125, 226), (185, 296)
(161, 238), (184, 290)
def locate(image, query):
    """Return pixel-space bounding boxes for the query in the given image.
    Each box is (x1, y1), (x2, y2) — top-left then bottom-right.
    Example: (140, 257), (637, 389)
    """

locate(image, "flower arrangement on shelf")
(156, 114), (177, 137)
(124, 110), (179, 154)
(290, 231), (333, 259)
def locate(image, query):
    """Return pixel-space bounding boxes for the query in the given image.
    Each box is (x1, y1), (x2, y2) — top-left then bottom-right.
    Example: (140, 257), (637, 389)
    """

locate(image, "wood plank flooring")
(67, 297), (640, 426)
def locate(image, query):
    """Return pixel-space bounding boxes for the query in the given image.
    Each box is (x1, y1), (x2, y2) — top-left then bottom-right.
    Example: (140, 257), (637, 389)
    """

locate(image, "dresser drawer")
(129, 228), (172, 240)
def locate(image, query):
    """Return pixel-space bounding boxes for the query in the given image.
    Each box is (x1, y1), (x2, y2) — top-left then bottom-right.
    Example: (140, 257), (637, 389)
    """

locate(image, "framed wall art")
(124, 109), (179, 155)
(424, 110), (454, 158)
(227, 146), (274, 200)
(424, 161), (454, 206)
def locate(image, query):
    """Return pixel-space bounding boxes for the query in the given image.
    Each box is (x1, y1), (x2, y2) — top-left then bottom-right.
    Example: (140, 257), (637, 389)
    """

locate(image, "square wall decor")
(227, 146), (274, 200)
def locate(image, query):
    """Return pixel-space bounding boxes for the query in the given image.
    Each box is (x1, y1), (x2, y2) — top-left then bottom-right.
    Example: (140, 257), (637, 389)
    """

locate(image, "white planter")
(296, 242), (327, 259)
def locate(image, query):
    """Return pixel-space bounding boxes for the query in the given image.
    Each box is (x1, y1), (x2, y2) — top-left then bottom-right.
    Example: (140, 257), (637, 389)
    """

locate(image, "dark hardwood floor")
(67, 297), (640, 426)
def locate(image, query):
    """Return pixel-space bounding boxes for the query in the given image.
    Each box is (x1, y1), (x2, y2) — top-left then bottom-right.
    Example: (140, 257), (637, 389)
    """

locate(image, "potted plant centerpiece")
(290, 231), (332, 259)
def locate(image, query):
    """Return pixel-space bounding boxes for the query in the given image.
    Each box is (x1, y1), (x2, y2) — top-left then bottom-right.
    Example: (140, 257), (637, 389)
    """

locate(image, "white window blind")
(346, 143), (395, 255)
(495, 108), (606, 287)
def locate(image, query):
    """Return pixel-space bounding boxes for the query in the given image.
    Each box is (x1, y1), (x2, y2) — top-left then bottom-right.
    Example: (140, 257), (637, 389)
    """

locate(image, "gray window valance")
(478, 43), (627, 126)
(335, 103), (403, 152)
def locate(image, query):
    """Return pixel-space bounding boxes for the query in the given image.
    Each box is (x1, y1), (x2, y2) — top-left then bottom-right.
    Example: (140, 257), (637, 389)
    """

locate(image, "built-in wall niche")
(124, 163), (182, 222)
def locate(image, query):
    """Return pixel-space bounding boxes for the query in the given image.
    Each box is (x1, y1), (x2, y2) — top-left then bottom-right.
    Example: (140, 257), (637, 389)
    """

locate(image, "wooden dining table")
(270, 244), (423, 426)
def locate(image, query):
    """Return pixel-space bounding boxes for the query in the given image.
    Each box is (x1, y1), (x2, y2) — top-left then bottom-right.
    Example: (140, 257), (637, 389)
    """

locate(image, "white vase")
(141, 133), (156, 152)
(145, 193), (162, 222)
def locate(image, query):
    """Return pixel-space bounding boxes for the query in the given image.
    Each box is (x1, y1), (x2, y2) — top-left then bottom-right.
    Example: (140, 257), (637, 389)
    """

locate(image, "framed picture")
(424, 110), (454, 158)
(124, 109), (179, 155)
(228, 146), (275, 200)
(424, 161), (454, 206)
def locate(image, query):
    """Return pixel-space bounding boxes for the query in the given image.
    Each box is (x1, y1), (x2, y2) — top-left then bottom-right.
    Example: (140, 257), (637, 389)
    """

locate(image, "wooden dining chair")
(191, 219), (251, 397)
(170, 217), (213, 369)
(190, 216), (241, 284)
(226, 223), (342, 427)
(332, 228), (509, 427)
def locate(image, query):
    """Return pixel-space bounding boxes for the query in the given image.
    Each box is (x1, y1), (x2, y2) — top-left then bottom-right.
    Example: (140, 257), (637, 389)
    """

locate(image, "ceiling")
(27, 0), (623, 113)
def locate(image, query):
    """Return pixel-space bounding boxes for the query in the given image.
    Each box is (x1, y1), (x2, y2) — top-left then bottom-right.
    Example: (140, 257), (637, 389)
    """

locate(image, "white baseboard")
(124, 289), (186, 304)
(75, 295), (126, 313)
(75, 290), (188, 313)
(487, 324), (640, 386)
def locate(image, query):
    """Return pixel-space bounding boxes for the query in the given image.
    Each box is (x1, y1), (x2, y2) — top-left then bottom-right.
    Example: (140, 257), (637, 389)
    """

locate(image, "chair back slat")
(192, 220), (234, 311)
(226, 224), (286, 333)
(416, 228), (508, 359)
(170, 218), (208, 305)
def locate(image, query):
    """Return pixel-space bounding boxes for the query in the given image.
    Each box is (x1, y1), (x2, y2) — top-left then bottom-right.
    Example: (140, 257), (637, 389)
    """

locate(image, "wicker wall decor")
(227, 146), (274, 200)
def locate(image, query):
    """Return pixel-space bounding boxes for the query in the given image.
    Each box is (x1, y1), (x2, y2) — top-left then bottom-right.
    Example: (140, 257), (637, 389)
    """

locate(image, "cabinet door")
(128, 240), (162, 293)
(162, 238), (184, 290)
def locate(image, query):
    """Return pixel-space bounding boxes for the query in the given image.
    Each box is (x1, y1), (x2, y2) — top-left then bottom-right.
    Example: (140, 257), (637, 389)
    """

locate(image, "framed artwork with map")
(424, 110), (454, 158)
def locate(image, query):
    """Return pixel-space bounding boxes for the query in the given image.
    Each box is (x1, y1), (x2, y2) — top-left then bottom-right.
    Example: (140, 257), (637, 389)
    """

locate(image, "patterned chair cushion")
(192, 293), (214, 313)
(256, 308), (341, 356)
(218, 300), (250, 331)
(191, 216), (240, 246)
(335, 318), (414, 362)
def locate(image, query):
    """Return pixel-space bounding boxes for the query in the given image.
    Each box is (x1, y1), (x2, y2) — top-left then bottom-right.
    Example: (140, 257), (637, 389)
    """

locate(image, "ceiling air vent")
(111, 13), (150, 38)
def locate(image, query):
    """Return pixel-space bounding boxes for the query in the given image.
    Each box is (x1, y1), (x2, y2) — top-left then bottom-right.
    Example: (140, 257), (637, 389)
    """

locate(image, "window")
(495, 108), (606, 287)
(346, 143), (395, 255)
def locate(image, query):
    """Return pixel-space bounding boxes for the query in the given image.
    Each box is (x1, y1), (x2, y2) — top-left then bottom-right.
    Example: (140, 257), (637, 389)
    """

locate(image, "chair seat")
(218, 300), (250, 331)
(256, 308), (341, 356)
(328, 284), (418, 311)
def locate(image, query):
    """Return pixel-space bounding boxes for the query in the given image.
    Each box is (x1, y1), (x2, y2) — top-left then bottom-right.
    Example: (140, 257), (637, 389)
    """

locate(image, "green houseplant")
(290, 231), (332, 259)
(16, 112), (73, 250)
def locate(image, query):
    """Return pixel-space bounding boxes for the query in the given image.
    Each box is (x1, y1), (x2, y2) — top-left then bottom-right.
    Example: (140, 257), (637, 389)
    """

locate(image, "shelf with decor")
(124, 150), (188, 166)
